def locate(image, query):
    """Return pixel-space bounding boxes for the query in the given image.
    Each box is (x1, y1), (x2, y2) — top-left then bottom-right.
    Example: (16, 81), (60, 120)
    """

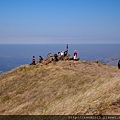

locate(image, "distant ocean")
(0, 44), (120, 74)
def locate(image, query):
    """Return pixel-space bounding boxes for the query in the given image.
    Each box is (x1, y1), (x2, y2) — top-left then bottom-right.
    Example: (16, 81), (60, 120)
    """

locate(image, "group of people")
(29, 45), (120, 70)
(30, 44), (78, 65)
(30, 56), (43, 65)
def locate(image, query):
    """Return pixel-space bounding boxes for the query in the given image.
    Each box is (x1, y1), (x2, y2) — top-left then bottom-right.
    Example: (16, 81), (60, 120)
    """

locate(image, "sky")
(0, 0), (120, 44)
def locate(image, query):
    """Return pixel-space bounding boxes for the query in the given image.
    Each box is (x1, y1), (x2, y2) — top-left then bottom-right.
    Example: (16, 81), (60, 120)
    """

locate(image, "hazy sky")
(0, 0), (120, 44)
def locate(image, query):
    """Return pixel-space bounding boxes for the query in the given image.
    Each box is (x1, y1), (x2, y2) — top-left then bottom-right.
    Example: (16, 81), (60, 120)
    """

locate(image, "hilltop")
(0, 60), (120, 115)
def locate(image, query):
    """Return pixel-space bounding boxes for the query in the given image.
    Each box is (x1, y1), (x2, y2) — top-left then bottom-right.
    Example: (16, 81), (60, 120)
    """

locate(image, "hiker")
(61, 51), (64, 56)
(58, 52), (61, 56)
(74, 50), (77, 60)
(118, 60), (120, 69)
(57, 52), (63, 60)
(30, 56), (36, 65)
(66, 44), (68, 55)
(64, 50), (67, 57)
(39, 56), (43, 63)
(47, 53), (51, 58)
(54, 54), (58, 61)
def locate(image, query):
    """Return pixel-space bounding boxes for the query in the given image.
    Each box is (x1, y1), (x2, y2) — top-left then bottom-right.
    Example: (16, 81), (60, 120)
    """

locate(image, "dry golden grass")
(0, 60), (120, 115)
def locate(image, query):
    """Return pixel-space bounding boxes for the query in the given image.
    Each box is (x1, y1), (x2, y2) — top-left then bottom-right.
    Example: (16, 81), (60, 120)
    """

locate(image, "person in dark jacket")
(54, 54), (58, 61)
(118, 60), (120, 69)
(39, 56), (43, 63)
(66, 44), (68, 55)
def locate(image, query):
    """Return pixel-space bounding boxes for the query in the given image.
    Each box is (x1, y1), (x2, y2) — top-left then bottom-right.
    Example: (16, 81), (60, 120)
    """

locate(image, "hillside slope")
(0, 60), (120, 115)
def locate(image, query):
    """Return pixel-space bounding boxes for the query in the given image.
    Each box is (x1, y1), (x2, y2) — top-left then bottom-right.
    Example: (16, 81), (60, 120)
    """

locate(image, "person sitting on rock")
(39, 56), (43, 63)
(61, 51), (64, 56)
(58, 52), (61, 56)
(30, 56), (36, 65)
(58, 52), (61, 60)
(47, 53), (51, 58)
(54, 54), (58, 61)
(64, 50), (68, 57)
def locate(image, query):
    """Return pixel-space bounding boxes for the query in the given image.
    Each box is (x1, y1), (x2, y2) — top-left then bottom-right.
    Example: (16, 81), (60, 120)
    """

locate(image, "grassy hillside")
(0, 60), (120, 115)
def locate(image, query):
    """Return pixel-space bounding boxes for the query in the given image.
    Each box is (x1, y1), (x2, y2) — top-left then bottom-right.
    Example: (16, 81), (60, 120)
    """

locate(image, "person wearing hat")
(74, 50), (77, 60)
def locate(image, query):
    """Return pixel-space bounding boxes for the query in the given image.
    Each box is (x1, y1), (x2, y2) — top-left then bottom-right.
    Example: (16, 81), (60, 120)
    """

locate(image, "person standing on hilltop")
(74, 50), (77, 60)
(66, 44), (68, 54)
